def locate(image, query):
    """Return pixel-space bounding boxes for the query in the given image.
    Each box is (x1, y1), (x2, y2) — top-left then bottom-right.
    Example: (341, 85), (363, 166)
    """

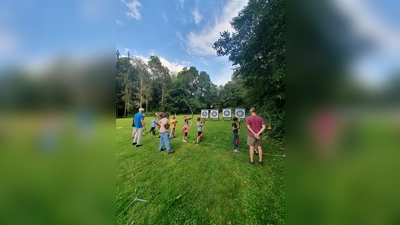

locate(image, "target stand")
(209, 109), (219, 121)
(201, 109), (209, 121)
(222, 109), (232, 121)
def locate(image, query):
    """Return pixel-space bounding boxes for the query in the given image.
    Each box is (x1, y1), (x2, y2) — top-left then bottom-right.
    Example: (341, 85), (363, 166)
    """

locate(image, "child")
(169, 115), (178, 138)
(181, 115), (192, 142)
(232, 117), (240, 152)
(158, 113), (174, 154)
(150, 116), (157, 136)
(195, 117), (204, 146)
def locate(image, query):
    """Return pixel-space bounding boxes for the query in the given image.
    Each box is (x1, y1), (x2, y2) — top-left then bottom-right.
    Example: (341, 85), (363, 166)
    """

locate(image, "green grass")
(116, 115), (285, 225)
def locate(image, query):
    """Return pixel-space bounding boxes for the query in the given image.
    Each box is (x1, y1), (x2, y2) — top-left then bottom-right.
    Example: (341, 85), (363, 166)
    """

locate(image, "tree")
(148, 56), (172, 111)
(131, 56), (151, 109)
(116, 56), (136, 117)
(213, 0), (285, 138)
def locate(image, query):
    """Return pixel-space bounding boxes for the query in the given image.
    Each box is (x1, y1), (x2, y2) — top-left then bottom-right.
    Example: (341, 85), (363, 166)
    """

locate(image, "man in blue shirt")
(133, 108), (146, 147)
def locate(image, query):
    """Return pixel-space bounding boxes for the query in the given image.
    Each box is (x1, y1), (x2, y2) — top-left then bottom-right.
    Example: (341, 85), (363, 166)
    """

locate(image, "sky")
(116, 0), (249, 86)
(0, 0), (398, 88)
(333, 0), (400, 89)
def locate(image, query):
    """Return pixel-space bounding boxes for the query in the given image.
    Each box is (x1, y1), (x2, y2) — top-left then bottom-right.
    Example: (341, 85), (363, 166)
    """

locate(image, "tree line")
(116, 0), (285, 139)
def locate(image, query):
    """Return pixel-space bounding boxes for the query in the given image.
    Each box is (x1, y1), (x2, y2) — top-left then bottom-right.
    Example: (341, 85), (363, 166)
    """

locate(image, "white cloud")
(159, 57), (186, 75)
(185, 1), (248, 56)
(131, 54), (186, 76)
(192, 8), (203, 25)
(214, 64), (233, 86)
(162, 12), (168, 22)
(179, 0), (185, 9)
(116, 19), (123, 26)
(123, 0), (142, 20)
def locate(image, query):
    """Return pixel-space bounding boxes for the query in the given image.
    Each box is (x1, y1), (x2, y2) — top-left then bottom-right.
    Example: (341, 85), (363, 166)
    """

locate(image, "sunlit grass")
(116, 115), (285, 224)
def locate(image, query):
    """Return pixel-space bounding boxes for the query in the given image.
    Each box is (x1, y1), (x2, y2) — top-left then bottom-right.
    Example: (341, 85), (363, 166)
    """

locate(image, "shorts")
(197, 131), (203, 137)
(247, 136), (262, 146)
(132, 127), (137, 133)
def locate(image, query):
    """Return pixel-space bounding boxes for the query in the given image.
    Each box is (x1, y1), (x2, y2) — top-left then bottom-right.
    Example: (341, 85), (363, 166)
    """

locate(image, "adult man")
(158, 112), (174, 154)
(133, 108), (146, 147)
(246, 107), (266, 165)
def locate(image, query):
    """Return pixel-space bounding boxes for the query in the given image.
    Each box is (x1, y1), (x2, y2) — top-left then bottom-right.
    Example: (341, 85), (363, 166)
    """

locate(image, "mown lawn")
(116, 115), (285, 225)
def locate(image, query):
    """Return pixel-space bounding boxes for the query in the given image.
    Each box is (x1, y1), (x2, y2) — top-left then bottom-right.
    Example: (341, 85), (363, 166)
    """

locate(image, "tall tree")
(213, 0), (285, 138)
(131, 56), (151, 109)
(116, 56), (136, 117)
(148, 56), (172, 111)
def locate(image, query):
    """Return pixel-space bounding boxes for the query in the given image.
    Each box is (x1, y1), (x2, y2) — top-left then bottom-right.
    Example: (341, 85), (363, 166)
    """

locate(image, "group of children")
(148, 112), (205, 152)
(135, 112), (259, 155)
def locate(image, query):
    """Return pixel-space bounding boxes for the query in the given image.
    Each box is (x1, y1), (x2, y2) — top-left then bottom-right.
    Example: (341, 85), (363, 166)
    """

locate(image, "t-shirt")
(151, 119), (157, 128)
(232, 122), (238, 133)
(245, 115), (265, 137)
(197, 121), (203, 132)
(134, 112), (144, 128)
(159, 118), (169, 133)
(170, 118), (177, 128)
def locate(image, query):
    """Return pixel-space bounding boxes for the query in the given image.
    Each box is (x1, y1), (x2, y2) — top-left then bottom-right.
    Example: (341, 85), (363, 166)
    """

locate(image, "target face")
(222, 109), (231, 117)
(235, 108), (246, 118)
(210, 110), (218, 118)
(201, 110), (209, 118)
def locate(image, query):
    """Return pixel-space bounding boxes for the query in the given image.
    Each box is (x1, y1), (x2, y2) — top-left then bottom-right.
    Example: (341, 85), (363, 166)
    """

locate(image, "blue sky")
(0, 0), (398, 89)
(333, 0), (400, 89)
(0, 0), (114, 71)
(116, 0), (249, 86)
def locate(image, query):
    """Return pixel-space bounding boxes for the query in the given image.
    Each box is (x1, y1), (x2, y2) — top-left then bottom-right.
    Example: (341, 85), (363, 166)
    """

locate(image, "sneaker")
(182, 140), (187, 143)
(136, 144), (142, 147)
(248, 159), (254, 165)
(167, 150), (174, 154)
(234, 149), (238, 152)
(158, 148), (165, 152)
(258, 161), (263, 166)
(132, 142), (137, 145)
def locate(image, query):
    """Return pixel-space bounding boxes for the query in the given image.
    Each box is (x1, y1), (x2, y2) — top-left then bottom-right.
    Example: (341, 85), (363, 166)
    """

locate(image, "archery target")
(235, 108), (246, 118)
(201, 109), (209, 118)
(210, 110), (218, 119)
(222, 109), (231, 118)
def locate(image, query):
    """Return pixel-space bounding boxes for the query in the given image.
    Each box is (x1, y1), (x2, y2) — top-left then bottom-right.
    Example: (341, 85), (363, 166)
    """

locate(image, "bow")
(189, 106), (194, 127)
(262, 111), (272, 140)
(238, 118), (241, 133)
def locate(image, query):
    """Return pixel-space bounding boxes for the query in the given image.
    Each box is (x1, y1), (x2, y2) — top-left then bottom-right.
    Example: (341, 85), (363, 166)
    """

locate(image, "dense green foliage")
(213, 0), (285, 139)
(116, 56), (218, 116)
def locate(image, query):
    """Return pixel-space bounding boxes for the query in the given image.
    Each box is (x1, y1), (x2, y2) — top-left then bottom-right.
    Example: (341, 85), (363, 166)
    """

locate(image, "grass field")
(116, 115), (285, 225)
